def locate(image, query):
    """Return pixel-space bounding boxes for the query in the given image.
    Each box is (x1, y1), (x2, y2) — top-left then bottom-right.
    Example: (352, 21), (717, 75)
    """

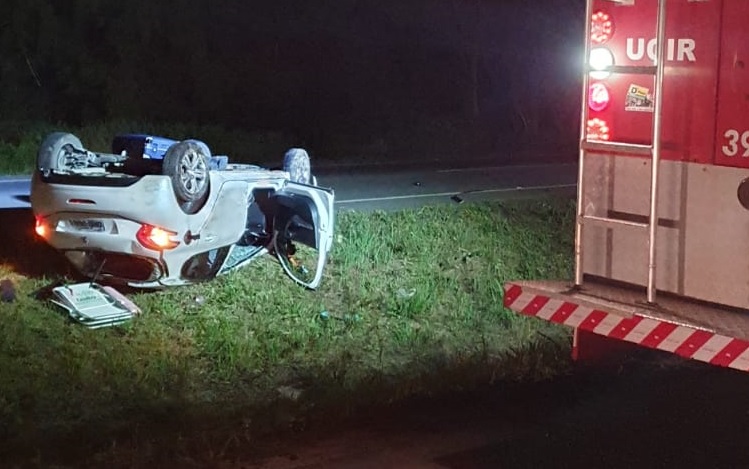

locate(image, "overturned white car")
(30, 133), (335, 289)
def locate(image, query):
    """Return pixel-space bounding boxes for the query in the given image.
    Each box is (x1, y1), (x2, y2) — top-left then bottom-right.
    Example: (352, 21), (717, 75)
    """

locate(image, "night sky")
(0, 0), (583, 160)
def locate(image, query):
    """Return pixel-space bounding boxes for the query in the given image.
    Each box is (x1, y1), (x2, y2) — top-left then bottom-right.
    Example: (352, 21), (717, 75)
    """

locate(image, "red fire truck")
(503, 0), (749, 371)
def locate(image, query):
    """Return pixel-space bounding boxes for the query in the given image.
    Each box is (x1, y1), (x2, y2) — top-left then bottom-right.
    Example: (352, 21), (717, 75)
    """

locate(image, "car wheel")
(37, 132), (84, 173)
(162, 140), (210, 214)
(283, 148), (312, 184)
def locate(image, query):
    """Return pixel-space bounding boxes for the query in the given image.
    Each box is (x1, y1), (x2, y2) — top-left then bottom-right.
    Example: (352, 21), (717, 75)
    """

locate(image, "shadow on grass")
(0, 208), (76, 279)
(2, 337), (573, 468)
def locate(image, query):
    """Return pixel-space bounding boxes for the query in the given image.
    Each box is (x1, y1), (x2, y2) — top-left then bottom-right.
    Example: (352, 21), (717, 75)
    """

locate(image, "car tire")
(283, 148), (312, 184)
(37, 132), (84, 173)
(162, 140), (211, 214)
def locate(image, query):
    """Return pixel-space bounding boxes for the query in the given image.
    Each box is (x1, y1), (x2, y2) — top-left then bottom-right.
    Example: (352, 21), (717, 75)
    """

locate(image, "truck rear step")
(504, 279), (749, 371)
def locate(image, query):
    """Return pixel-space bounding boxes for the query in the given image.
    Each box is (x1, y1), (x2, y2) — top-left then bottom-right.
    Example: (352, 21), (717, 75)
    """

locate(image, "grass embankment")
(0, 199), (575, 466)
(0, 120), (577, 176)
(0, 120), (301, 175)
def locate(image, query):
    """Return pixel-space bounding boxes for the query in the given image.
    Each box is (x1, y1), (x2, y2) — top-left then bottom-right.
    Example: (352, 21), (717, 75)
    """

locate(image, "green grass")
(0, 119), (576, 176)
(0, 120), (299, 175)
(0, 199), (575, 465)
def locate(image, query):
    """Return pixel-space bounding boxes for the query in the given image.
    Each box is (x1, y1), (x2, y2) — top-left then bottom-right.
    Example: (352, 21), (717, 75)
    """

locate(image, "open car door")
(272, 182), (335, 289)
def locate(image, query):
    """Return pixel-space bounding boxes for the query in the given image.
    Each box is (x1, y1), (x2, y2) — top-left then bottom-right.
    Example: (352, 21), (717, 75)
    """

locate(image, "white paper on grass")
(51, 282), (140, 328)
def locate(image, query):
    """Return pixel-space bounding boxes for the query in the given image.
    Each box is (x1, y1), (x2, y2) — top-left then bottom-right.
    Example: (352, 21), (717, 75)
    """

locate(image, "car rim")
(179, 149), (208, 195)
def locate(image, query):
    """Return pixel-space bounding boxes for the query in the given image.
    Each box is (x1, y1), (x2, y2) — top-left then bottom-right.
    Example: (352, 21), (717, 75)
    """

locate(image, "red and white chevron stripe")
(503, 283), (749, 372)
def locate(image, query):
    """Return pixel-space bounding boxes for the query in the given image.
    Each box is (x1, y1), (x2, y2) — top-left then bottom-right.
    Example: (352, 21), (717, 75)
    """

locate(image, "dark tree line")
(0, 0), (583, 156)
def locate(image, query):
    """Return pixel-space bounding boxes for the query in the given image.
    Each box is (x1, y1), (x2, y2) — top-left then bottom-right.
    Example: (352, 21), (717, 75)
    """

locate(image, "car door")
(272, 181), (335, 289)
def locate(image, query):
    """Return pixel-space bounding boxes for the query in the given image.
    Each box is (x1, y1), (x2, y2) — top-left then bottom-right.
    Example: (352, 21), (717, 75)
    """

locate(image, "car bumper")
(31, 171), (192, 230)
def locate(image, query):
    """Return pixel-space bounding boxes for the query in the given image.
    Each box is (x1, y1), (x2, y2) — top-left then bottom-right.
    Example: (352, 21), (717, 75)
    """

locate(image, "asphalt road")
(322, 162), (576, 211)
(0, 176), (31, 209)
(0, 162), (577, 212)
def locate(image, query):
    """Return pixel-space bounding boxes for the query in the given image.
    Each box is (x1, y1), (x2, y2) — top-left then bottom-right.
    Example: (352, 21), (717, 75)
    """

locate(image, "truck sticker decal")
(625, 84), (653, 112)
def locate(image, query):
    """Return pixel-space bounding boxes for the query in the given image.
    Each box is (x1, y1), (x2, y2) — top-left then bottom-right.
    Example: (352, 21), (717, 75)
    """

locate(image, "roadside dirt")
(5, 352), (749, 468)
(224, 355), (749, 469)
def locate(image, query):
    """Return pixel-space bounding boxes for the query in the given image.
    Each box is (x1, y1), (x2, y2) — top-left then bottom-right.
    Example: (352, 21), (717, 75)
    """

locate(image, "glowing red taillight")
(591, 11), (614, 45)
(34, 216), (47, 238)
(587, 118), (610, 141)
(589, 82), (611, 112)
(136, 224), (180, 251)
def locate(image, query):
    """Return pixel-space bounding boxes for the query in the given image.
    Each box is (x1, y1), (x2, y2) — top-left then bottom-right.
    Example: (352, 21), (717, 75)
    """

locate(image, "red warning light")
(589, 82), (611, 112)
(591, 11), (614, 45)
(136, 224), (180, 251)
(587, 118), (611, 141)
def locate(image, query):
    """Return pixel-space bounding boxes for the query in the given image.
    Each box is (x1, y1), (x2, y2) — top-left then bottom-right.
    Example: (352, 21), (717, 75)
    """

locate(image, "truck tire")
(283, 148), (312, 184)
(37, 132), (84, 173)
(162, 140), (210, 214)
